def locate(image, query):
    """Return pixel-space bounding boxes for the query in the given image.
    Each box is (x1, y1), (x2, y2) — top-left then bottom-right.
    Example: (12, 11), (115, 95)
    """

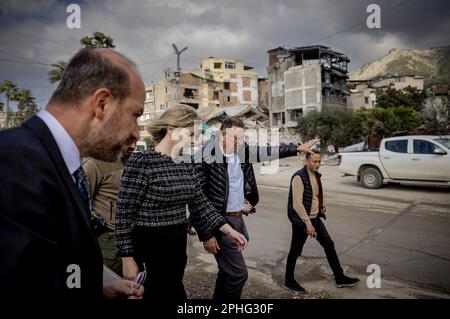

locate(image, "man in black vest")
(285, 151), (359, 293)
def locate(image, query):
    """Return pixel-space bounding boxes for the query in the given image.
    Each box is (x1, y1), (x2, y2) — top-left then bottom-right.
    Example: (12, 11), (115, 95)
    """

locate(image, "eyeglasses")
(129, 262), (147, 295)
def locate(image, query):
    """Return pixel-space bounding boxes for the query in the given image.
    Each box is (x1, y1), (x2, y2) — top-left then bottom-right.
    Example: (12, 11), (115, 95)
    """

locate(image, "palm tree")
(80, 31), (115, 48)
(12, 89), (37, 127)
(17, 89), (37, 122)
(0, 101), (4, 129)
(0, 80), (19, 128)
(48, 32), (115, 84)
(48, 60), (68, 84)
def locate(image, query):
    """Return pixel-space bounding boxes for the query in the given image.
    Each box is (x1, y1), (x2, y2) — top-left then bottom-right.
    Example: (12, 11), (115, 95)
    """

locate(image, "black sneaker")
(335, 275), (360, 288)
(284, 280), (306, 294)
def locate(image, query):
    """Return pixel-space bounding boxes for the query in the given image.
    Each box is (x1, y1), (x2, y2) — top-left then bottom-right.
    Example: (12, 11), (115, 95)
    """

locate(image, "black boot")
(284, 279), (306, 293)
(335, 275), (360, 288)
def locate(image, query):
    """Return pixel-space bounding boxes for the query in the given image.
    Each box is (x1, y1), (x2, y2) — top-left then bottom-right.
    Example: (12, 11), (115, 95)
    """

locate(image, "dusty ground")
(184, 237), (450, 299)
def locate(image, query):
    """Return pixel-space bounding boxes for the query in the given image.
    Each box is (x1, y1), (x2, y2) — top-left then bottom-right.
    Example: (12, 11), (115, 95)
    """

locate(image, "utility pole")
(172, 43), (188, 105)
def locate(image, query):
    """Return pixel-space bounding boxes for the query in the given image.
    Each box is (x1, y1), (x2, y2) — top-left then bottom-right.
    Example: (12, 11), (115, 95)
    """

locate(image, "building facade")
(371, 75), (424, 91)
(257, 78), (269, 112)
(424, 83), (449, 123)
(199, 57), (259, 108)
(267, 45), (350, 128)
(347, 80), (377, 110)
(138, 57), (264, 139)
(347, 75), (425, 111)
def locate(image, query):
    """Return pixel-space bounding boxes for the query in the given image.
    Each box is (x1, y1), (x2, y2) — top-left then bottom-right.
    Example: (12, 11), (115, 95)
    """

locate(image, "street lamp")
(172, 43), (188, 105)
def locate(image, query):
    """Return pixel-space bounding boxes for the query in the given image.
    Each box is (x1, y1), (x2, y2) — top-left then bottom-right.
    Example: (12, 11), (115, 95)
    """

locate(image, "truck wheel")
(361, 167), (383, 189)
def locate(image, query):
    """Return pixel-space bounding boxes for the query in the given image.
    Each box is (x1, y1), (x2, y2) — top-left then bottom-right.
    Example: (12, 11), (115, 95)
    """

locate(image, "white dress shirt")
(36, 110), (81, 179)
(220, 143), (245, 212)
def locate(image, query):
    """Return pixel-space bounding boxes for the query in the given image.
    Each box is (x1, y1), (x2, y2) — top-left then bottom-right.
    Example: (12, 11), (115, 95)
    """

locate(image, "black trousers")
(133, 224), (187, 302)
(285, 218), (344, 282)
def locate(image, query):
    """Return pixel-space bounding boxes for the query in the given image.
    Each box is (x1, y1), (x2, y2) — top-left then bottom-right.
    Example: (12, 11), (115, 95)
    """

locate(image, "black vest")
(287, 166), (325, 226)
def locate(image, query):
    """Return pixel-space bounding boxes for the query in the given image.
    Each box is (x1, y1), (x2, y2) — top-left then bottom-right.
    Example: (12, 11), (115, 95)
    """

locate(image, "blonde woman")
(115, 105), (247, 302)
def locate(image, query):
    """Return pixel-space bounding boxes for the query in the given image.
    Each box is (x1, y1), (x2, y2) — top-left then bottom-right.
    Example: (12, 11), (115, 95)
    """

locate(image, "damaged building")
(267, 45), (350, 129)
(347, 75), (425, 111)
(199, 57), (259, 109)
(139, 57), (269, 139)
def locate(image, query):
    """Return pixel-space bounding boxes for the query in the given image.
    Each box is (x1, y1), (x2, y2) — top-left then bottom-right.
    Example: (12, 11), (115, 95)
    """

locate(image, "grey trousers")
(213, 216), (249, 300)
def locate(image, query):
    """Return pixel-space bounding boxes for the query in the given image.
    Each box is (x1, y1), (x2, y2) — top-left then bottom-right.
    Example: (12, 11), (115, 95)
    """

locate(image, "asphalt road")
(186, 157), (450, 298)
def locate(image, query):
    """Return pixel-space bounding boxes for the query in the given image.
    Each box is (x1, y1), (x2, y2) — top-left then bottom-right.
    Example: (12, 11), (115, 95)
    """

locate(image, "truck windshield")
(434, 138), (450, 149)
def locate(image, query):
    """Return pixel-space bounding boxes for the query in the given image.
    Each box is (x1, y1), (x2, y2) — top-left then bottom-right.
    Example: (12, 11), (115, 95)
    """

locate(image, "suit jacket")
(0, 116), (103, 299)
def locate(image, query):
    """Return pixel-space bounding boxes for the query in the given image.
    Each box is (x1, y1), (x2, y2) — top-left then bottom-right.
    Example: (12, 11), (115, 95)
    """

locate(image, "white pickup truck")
(338, 135), (450, 189)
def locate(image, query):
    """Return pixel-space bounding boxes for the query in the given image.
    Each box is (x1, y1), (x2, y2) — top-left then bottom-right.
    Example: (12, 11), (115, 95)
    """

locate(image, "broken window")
(273, 113), (281, 125)
(243, 90), (252, 102)
(288, 109), (303, 122)
(214, 62), (222, 69)
(225, 61), (236, 69)
(272, 112), (285, 126)
(224, 82), (230, 90)
(213, 91), (219, 100)
(183, 88), (197, 99)
(242, 77), (251, 88)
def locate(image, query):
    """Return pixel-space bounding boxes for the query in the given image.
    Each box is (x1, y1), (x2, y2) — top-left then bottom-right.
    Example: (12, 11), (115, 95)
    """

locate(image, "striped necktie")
(73, 166), (106, 236)
(73, 166), (91, 212)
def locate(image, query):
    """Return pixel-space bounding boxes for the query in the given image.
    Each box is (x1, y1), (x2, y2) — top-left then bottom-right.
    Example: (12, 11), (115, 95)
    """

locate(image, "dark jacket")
(287, 165), (326, 227)
(0, 116), (103, 299)
(195, 136), (299, 238)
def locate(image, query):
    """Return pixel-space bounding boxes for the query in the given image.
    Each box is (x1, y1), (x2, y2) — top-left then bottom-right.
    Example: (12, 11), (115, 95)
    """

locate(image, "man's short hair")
(220, 117), (244, 131)
(49, 48), (136, 106)
(306, 150), (321, 159)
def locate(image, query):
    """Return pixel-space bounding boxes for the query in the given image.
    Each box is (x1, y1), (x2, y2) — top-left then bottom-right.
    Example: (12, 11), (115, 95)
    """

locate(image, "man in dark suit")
(0, 48), (145, 299)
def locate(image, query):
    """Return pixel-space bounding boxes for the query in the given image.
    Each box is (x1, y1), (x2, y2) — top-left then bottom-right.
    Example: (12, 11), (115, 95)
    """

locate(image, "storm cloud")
(0, 0), (449, 109)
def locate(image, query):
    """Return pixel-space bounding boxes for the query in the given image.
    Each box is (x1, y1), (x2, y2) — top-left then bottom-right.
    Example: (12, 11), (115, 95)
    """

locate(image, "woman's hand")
(122, 257), (139, 281)
(203, 237), (220, 254)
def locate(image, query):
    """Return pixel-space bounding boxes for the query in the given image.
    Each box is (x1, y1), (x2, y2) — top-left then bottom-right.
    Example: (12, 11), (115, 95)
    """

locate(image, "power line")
(0, 52), (173, 68)
(138, 57), (173, 66)
(292, 0), (415, 47)
(0, 48), (171, 68)
(0, 58), (52, 67)
(0, 51), (175, 69)
(0, 49), (52, 66)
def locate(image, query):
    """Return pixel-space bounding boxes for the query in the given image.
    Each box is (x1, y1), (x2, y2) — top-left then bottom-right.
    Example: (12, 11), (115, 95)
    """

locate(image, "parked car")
(338, 135), (450, 189)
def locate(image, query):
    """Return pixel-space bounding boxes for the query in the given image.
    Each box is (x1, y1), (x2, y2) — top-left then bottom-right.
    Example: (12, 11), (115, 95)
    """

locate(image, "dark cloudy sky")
(1, 0), (449, 110)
